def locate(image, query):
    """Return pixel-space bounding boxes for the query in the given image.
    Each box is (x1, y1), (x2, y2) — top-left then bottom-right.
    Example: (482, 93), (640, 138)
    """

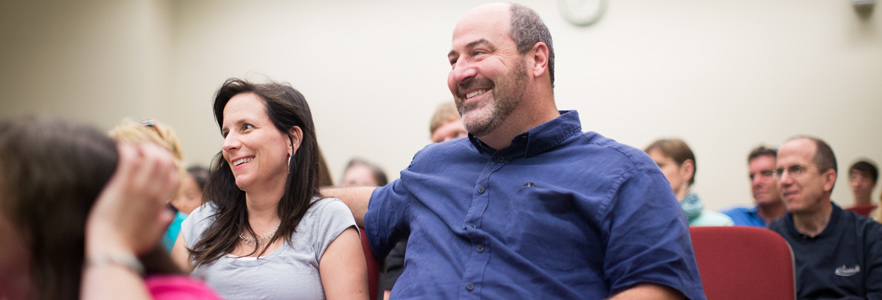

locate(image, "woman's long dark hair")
(0, 116), (179, 300)
(189, 78), (323, 266)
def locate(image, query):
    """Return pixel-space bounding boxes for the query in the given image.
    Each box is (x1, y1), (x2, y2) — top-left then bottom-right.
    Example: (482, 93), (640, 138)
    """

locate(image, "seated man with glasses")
(768, 136), (882, 299)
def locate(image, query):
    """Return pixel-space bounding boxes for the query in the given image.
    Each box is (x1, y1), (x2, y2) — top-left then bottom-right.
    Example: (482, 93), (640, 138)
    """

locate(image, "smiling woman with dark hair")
(171, 78), (368, 299)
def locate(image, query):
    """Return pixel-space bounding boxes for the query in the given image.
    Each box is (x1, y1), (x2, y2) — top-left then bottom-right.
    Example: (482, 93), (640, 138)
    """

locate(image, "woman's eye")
(244, 124), (254, 130)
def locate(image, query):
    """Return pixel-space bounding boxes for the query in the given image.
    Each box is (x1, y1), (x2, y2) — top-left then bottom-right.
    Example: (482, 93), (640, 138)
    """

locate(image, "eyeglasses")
(138, 119), (156, 127)
(139, 119), (167, 140)
(775, 165), (813, 178)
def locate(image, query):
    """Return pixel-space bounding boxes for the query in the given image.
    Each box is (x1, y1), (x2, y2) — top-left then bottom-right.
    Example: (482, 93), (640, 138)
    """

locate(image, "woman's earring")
(287, 154), (292, 172)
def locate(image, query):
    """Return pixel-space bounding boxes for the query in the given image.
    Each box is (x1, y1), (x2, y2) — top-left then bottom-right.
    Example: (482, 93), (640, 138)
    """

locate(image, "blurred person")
(429, 101), (467, 143)
(768, 136), (882, 299)
(164, 165), (209, 251)
(109, 118), (188, 252)
(846, 160), (878, 217)
(723, 146), (786, 226)
(109, 118), (186, 177)
(645, 138), (734, 226)
(171, 165), (210, 216)
(324, 3), (705, 299)
(0, 115), (219, 300)
(340, 158), (388, 187)
(171, 78), (368, 299)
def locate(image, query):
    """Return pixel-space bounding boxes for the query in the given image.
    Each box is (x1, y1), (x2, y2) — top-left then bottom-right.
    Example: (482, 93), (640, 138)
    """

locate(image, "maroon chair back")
(845, 205), (875, 217)
(690, 226), (795, 300)
(360, 228), (380, 300)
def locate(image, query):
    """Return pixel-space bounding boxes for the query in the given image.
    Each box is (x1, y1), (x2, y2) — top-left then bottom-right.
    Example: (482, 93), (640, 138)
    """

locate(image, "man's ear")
(822, 169), (837, 193)
(528, 42), (549, 79)
(288, 126), (303, 156)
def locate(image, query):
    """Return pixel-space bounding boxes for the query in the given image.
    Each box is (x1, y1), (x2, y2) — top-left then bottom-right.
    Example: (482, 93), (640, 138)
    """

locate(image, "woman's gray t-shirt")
(182, 197), (357, 300)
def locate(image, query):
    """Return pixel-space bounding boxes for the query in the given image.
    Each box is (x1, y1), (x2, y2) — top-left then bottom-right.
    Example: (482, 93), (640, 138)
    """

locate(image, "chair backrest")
(359, 228), (380, 300)
(845, 205), (875, 217)
(689, 226), (795, 300)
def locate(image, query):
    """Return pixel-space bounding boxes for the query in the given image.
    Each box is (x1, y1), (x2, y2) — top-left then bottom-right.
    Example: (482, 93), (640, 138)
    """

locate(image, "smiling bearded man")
(323, 3), (706, 299)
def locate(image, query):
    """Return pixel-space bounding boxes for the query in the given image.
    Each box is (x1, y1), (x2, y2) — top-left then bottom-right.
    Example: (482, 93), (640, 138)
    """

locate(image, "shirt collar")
(784, 202), (840, 240)
(468, 110), (582, 158)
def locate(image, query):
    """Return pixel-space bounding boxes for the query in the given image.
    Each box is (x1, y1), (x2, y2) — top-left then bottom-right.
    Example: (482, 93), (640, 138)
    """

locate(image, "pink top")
(146, 275), (221, 300)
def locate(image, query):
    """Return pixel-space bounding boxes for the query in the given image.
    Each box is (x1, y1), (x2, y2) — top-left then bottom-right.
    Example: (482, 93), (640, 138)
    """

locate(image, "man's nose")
(449, 60), (478, 89)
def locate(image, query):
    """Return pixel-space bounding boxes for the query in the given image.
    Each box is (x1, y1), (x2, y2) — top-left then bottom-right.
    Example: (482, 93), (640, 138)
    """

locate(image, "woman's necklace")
(239, 223), (280, 246)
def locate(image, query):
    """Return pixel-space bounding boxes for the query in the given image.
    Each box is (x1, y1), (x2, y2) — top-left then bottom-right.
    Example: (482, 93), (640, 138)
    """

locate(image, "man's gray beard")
(458, 63), (528, 138)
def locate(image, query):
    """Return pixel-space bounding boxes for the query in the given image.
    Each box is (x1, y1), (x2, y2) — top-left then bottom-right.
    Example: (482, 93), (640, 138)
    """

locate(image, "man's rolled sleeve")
(601, 167), (703, 299)
(365, 178), (411, 259)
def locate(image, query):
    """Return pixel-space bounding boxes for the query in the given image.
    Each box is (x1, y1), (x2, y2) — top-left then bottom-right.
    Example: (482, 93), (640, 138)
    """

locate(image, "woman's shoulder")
(296, 197), (357, 253)
(181, 203), (219, 235)
(187, 203), (218, 221)
(308, 196), (350, 214)
(303, 197), (356, 229)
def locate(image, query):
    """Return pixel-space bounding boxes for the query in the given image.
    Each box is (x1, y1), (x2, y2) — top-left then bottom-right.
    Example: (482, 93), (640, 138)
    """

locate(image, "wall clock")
(558, 0), (607, 27)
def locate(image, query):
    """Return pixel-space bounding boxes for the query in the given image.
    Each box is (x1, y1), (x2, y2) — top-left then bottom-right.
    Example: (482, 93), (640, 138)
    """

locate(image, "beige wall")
(0, 0), (172, 130)
(2, 0), (880, 211)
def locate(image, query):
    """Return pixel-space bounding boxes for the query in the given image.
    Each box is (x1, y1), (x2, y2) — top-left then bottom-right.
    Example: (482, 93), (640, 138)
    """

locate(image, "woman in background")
(340, 158), (388, 187)
(162, 165), (210, 251)
(172, 78), (367, 299)
(109, 118), (186, 174)
(645, 138), (734, 226)
(0, 115), (218, 300)
(172, 165), (210, 217)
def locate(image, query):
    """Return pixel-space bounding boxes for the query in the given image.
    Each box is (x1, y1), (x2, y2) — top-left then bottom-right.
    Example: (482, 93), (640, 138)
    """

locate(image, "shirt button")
(477, 245), (485, 253)
(478, 187), (485, 193)
(496, 157), (504, 163)
(470, 224), (476, 229)
(466, 283), (475, 291)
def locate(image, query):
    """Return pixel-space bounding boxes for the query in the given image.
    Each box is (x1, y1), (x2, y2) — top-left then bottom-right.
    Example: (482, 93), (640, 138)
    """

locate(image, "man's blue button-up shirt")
(365, 110), (705, 299)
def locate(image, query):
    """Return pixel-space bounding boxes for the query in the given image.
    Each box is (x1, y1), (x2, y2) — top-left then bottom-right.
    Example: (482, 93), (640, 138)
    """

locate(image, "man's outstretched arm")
(609, 283), (684, 300)
(321, 186), (376, 228)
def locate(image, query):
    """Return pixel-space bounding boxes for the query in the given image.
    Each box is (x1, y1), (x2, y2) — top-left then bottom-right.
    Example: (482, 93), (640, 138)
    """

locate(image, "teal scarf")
(680, 193), (704, 221)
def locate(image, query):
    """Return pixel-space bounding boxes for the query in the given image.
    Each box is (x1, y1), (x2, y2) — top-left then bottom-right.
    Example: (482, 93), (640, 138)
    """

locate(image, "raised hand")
(86, 142), (181, 259)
